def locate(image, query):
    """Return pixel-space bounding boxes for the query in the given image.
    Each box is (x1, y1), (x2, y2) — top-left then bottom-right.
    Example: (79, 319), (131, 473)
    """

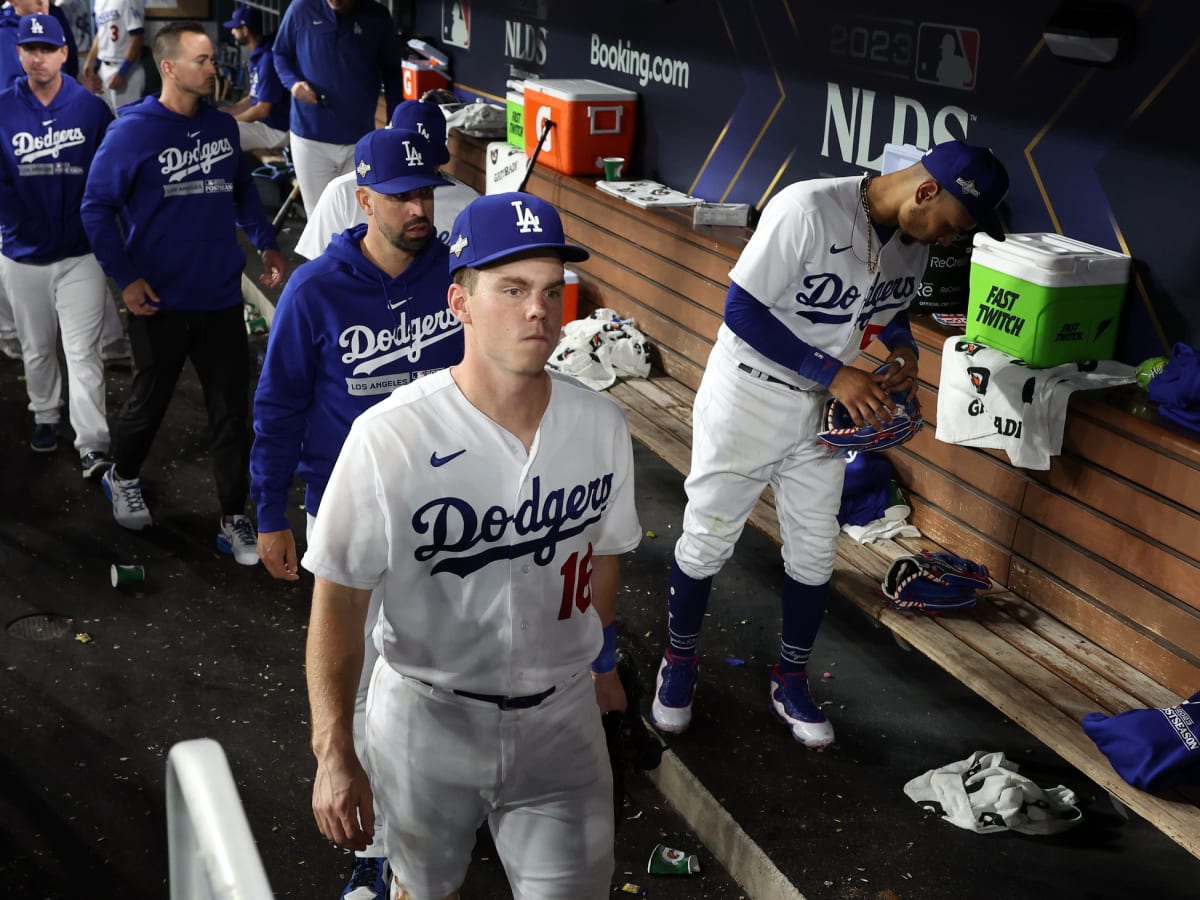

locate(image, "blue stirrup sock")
(778, 577), (829, 675)
(665, 560), (712, 658)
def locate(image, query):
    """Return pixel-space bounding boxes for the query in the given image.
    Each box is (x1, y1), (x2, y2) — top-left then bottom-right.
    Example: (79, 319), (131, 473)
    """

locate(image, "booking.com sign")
(589, 33), (690, 88)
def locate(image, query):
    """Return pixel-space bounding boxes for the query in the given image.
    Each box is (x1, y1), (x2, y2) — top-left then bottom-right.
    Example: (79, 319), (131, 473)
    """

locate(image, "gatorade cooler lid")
(524, 77), (638, 102)
(972, 232), (1131, 288)
(407, 38), (450, 68)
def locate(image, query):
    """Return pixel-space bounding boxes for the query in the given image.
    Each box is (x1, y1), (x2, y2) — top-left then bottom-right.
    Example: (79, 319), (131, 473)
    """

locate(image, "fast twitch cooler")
(523, 78), (637, 176)
(966, 233), (1131, 368)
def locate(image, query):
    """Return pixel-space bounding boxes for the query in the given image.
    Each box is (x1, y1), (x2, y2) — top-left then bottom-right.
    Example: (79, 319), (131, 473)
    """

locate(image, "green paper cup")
(602, 156), (625, 181)
(110, 564), (145, 588)
(647, 843), (699, 875)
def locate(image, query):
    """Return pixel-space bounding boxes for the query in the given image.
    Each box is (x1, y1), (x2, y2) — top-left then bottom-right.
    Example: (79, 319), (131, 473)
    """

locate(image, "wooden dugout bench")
(446, 131), (1200, 859)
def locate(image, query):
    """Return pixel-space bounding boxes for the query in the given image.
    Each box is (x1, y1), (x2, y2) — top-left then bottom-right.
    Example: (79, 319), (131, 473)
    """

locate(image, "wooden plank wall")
(447, 134), (1200, 698)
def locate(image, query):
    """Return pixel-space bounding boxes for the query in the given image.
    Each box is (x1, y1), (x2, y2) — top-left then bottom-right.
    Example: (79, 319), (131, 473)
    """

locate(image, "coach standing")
(0, 13), (111, 463)
(81, 21), (285, 564)
(272, 0), (404, 216)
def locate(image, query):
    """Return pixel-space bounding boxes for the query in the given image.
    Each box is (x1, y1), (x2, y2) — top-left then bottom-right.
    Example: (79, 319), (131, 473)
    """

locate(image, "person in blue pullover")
(0, 12), (110, 463)
(221, 4), (289, 152)
(81, 21), (285, 564)
(272, 0), (404, 218)
(251, 125), (460, 900)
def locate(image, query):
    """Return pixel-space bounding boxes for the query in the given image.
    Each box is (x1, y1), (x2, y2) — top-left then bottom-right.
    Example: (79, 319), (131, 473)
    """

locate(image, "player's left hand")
(881, 347), (919, 398)
(107, 73), (127, 92)
(592, 667), (628, 714)
(259, 249), (286, 289)
(312, 751), (375, 852)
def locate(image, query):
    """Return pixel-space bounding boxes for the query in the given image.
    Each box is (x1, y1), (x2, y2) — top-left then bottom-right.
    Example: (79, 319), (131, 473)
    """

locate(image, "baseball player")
(81, 21), (284, 557)
(0, 12), (111, 463)
(651, 141), (1009, 748)
(303, 192), (642, 900)
(80, 0), (143, 111)
(272, 0), (405, 215)
(294, 98), (479, 260)
(220, 5), (289, 153)
(251, 125), (460, 900)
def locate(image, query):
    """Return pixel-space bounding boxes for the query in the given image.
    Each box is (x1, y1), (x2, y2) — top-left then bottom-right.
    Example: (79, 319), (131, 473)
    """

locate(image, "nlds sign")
(821, 81), (970, 170)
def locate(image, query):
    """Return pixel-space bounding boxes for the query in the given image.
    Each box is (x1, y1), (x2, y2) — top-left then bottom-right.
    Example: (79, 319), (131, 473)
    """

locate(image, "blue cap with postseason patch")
(388, 100), (450, 166)
(354, 127), (453, 196)
(17, 14), (66, 47)
(447, 192), (589, 275)
(921, 140), (1009, 241)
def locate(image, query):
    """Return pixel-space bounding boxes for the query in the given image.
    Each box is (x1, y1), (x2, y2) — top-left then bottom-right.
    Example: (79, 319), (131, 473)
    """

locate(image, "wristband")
(591, 622), (617, 674)
(117, 60), (133, 79)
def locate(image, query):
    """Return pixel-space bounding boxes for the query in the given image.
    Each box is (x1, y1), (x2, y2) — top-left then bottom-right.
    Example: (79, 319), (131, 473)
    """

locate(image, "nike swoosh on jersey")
(187, 130), (201, 138)
(42, 119), (54, 126)
(830, 243), (853, 253)
(430, 449), (467, 467)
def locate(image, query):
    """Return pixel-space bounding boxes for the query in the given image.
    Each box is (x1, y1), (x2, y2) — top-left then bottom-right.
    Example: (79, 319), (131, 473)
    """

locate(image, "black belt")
(420, 680), (556, 710)
(737, 362), (802, 392)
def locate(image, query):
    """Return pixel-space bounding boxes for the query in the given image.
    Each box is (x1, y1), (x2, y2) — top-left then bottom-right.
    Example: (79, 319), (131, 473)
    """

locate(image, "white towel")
(935, 336), (1134, 469)
(841, 519), (921, 544)
(904, 750), (1082, 835)
(547, 309), (651, 391)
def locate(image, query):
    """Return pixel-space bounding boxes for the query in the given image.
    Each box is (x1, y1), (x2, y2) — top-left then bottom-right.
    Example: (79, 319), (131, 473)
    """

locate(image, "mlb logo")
(914, 23), (980, 90)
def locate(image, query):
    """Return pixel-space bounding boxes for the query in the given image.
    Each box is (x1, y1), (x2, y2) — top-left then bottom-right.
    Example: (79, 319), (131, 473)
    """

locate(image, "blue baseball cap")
(448, 192), (589, 275)
(223, 5), (263, 32)
(354, 128), (453, 196)
(388, 100), (449, 166)
(921, 140), (1009, 241)
(17, 13), (66, 47)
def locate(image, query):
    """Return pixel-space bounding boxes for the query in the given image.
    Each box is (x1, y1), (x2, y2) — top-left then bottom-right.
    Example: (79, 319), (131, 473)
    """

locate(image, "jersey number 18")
(557, 544), (593, 620)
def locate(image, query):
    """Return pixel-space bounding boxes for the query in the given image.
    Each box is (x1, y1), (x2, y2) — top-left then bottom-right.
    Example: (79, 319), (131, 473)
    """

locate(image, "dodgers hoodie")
(0, 74), (112, 263)
(251, 224), (462, 533)
(80, 95), (278, 311)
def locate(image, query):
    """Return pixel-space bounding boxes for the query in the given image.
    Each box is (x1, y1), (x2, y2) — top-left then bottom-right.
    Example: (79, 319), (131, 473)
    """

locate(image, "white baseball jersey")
(725, 176), (929, 387)
(91, 0), (143, 64)
(294, 171), (479, 260)
(303, 368), (642, 696)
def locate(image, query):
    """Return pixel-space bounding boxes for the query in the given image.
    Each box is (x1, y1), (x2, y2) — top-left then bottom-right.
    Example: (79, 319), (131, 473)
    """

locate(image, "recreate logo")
(430, 449), (466, 467)
(413, 473), (614, 577)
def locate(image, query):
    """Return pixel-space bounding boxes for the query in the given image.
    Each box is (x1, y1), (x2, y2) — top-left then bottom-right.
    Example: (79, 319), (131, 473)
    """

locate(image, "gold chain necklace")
(859, 174), (880, 275)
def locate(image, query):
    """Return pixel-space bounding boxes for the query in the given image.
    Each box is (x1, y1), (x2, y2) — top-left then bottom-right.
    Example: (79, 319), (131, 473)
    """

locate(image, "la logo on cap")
(511, 199), (542, 234)
(30, 18), (44, 34)
(403, 140), (424, 167)
(450, 234), (468, 257)
(356, 159), (371, 178)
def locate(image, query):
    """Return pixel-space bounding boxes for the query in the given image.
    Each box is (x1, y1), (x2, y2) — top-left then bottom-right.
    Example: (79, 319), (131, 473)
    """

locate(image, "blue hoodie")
(80, 95), (278, 310)
(272, 0), (404, 144)
(0, 75), (112, 263)
(251, 224), (462, 533)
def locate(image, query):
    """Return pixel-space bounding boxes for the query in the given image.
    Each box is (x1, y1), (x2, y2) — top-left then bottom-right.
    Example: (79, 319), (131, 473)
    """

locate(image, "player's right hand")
(121, 279), (160, 316)
(828, 365), (894, 430)
(312, 751), (375, 851)
(291, 80), (319, 105)
(259, 528), (300, 581)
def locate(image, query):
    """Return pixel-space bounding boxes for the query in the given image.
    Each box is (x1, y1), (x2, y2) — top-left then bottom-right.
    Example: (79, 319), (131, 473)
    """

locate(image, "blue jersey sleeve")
(724, 281), (844, 387)
(878, 311), (918, 356)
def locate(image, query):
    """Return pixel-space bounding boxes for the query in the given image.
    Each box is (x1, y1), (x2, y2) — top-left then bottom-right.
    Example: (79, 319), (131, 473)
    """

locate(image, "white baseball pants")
(1, 253), (110, 454)
(367, 665), (613, 900)
(237, 121), (289, 153)
(98, 61), (145, 113)
(289, 132), (355, 217)
(674, 335), (846, 586)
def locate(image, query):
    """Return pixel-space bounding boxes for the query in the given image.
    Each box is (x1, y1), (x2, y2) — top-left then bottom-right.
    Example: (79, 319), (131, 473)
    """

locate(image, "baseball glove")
(881, 551), (991, 613)
(602, 653), (664, 828)
(818, 364), (923, 454)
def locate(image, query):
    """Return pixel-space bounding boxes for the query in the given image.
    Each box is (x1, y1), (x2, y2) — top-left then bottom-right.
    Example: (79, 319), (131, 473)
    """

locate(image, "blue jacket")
(251, 224), (462, 532)
(272, 0), (404, 144)
(80, 95), (278, 310)
(0, 75), (111, 263)
(247, 36), (289, 133)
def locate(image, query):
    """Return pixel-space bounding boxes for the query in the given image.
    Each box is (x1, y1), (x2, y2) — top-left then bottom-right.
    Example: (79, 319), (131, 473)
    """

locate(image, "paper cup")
(602, 157), (625, 181)
(110, 564), (145, 588)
